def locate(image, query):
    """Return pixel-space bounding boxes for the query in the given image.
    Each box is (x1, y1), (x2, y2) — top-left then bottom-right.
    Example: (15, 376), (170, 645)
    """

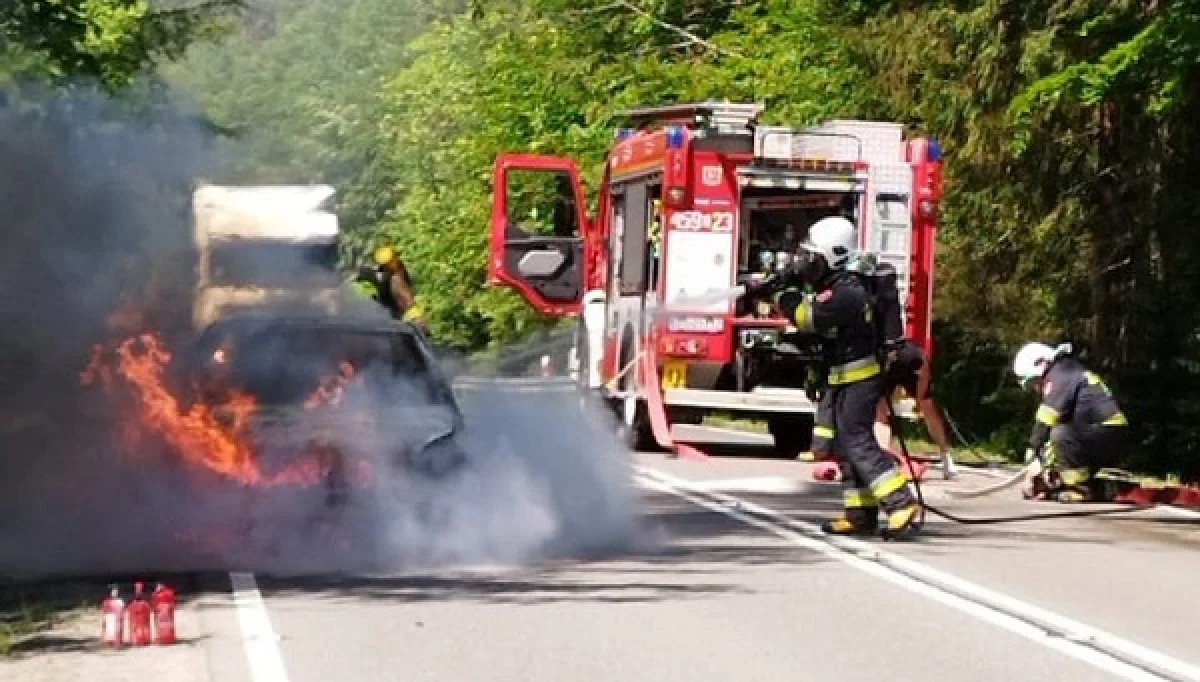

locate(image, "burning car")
(181, 313), (469, 501)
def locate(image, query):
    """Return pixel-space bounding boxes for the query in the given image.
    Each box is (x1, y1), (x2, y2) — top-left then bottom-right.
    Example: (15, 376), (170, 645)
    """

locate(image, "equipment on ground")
(943, 464), (1033, 499)
(486, 101), (945, 457)
(127, 582), (153, 646)
(152, 582), (177, 645)
(101, 586), (125, 647)
(886, 399), (1169, 526)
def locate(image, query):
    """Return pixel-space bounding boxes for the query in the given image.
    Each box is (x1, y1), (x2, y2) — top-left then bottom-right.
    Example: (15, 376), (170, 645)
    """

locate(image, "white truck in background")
(191, 183), (344, 330)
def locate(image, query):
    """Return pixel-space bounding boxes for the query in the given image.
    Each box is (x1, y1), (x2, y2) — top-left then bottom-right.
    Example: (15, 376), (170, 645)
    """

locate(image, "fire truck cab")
(489, 101), (943, 456)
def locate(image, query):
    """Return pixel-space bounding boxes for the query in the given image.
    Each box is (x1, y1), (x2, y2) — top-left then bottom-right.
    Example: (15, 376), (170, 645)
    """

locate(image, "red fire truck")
(488, 101), (944, 457)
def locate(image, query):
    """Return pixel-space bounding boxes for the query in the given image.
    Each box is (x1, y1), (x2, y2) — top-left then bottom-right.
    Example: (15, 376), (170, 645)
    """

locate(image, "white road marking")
(230, 572), (291, 682)
(1161, 505), (1200, 520)
(636, 466), (1200, 682)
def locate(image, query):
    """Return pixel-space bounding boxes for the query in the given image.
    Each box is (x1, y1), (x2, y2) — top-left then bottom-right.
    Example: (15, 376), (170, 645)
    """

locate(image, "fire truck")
(488, 101), (944, 457)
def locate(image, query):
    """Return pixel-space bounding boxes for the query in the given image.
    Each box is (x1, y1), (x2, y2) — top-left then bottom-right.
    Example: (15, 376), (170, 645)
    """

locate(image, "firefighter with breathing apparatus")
(354, 244), (424, 324)
(848, 252), (959, 479)
(1013, 341), (1130, 503)
(749, 216), (923, 539)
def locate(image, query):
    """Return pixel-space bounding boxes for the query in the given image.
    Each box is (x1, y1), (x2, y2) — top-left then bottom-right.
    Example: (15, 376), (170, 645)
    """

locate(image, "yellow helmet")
(373, 245), (396, 265)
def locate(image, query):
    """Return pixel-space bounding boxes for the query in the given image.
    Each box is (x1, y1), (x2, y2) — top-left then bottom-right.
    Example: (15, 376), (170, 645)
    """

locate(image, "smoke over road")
(0, 86), (644, 579)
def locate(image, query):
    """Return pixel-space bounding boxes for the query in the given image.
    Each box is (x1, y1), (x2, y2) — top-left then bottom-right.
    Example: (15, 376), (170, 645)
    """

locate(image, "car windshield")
(195, 322), (450, 408)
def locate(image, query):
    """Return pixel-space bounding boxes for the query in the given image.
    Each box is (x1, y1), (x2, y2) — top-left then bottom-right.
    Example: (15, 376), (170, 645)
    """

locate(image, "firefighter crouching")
(1013, 342), (1130, 503)
(760, 217), (923, 539)
(354, 244), (425, 325)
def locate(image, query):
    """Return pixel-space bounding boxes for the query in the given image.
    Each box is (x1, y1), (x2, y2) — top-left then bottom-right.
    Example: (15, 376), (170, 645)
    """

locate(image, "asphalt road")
(189, 423), (1200, 682)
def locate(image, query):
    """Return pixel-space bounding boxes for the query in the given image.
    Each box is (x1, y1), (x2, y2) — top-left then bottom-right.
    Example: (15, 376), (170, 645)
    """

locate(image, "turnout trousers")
(814, 375), (916, 524)
(1044, 423), (1129, 499)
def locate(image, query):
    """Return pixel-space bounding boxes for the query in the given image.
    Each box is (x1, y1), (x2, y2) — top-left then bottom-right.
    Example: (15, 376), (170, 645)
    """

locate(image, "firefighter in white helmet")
(771, 216), (923, 539)
(1013, 341), (1130, 502)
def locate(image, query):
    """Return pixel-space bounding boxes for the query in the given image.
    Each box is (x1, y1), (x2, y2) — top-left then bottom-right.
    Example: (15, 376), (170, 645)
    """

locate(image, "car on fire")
(178, 313), (469, 503)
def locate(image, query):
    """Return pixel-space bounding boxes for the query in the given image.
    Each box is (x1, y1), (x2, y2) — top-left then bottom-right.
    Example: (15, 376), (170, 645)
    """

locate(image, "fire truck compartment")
(736, 186), (862, 283)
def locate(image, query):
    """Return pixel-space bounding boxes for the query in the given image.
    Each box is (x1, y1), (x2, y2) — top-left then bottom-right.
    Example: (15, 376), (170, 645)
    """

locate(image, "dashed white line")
(230, 572), (291, 682)
(636, 465), (1200, 682)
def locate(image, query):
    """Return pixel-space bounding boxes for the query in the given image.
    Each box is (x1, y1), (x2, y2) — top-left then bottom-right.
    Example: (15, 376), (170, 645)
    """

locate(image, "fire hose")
(884, 398), (1157, 528)
(643, 286), (1162, 523)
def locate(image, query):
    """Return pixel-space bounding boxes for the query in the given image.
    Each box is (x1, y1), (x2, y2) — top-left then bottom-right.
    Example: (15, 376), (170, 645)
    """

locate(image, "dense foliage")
(0, 0), (238, 92)
(158, 0), (1200, 478)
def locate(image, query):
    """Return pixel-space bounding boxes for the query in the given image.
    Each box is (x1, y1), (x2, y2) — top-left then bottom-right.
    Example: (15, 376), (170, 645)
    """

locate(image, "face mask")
(797, 250), (829, 283)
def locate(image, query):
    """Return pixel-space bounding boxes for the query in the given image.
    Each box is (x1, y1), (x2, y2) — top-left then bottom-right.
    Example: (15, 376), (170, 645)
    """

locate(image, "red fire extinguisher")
(127, 582), (153, 646)
(152, 583), (177, 645)
(101, 586), (125, 647)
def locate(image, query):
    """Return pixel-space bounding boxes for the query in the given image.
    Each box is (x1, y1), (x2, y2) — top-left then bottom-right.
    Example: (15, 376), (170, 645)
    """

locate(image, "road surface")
(175, 424), (1200, 682)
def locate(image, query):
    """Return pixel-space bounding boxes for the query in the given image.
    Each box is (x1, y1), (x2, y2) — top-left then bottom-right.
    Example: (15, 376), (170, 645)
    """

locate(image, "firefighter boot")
(1054, 468), (1093, 503)
(881, 502), (923, 541)
(880, 486), (924, 542)
(821, 506), (879, 536)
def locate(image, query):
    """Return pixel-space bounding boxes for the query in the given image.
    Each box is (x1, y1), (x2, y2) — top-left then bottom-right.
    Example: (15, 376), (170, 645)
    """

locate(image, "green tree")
(0, 0), (238, 90)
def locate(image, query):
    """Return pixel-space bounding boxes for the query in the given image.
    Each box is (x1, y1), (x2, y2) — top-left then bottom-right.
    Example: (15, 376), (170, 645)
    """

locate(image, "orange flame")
(303, 362), (356, 410)
(83, 331), (370, 488)
(112, 333), (264, 483)
(80, 343), (114, 387)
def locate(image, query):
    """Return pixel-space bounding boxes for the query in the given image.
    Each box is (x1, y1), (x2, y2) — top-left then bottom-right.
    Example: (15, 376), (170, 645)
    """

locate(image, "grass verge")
(0, 582), (93, 657)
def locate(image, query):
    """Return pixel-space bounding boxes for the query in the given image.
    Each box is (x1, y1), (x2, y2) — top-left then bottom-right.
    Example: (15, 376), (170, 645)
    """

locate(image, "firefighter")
(354, 244), (423, 324)
(1013, 341), (1130, 502)
(770, 216), (923, 539)
(847, 253), (959, 479)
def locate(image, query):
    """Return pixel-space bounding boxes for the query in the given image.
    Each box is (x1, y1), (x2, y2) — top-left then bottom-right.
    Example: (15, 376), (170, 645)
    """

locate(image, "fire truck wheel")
(767, 414), (815, 459)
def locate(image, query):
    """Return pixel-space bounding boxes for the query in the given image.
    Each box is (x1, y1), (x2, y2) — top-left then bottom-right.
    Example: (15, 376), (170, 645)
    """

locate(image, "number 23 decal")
(669, 211), (734, 232)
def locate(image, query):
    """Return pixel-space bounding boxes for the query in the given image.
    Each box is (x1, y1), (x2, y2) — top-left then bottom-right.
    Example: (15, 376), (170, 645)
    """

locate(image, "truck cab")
(488, 101), (943, 455)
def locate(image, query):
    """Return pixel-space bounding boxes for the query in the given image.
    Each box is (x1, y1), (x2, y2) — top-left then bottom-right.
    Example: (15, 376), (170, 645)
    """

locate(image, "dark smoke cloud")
(0, 84), (645, 578)
(0, 83), (229, 576)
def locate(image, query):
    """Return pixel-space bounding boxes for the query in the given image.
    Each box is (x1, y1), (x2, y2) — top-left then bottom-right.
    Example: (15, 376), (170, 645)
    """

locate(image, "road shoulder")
(0, 577), (213, 682)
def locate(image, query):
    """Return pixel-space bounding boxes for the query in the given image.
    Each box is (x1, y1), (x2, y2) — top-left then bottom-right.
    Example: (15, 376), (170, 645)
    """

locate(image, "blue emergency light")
(666, 125), (686, 148)
(928, 139), (942, 161)
(614, 128), (635, 141)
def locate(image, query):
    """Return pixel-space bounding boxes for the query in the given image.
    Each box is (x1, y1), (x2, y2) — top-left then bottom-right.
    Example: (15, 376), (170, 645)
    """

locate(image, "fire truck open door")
(489, 154), (589, 316)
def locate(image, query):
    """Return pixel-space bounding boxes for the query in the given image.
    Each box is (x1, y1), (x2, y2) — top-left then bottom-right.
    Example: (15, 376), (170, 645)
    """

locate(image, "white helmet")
(1013, 342), (1057, 386)
(802, 216), (857, 270)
